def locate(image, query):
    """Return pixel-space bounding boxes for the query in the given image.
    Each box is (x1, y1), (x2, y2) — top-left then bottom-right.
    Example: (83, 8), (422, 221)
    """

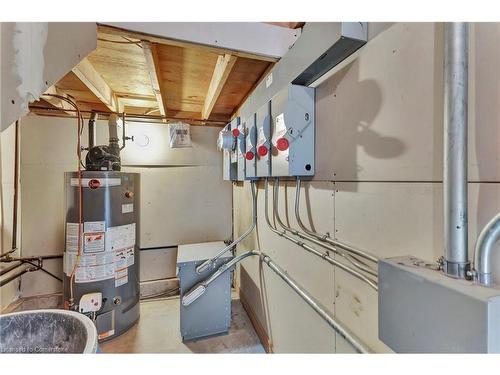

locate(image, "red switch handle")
(257, 145), (268, 157)
(245, 151), (255, 160)
(276, 137), (289, 151)
(232, 128), (240, 137)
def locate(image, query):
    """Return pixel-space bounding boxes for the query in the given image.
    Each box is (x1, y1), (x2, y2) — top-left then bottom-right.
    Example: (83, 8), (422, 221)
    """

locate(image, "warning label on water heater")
(64, 222), (136, 285)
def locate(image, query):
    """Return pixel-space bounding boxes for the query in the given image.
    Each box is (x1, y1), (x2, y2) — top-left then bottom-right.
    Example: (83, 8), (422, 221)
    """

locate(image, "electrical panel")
(218, 85), (315, 180)
(271, 84), (315, 177)
(244, 114), (257, 179)
(218, 117), (239, 181)
(256, 102), (272, 177)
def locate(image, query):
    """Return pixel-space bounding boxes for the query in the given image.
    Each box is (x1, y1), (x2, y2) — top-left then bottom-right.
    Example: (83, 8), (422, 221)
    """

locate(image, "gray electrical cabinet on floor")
(379, 256), (500, 353)
(177, 242), (233, 342)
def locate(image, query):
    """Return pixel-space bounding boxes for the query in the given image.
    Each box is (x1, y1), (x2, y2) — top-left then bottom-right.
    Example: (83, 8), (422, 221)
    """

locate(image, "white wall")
(235, 22), (500, 353)
(17, 114), (232, 297)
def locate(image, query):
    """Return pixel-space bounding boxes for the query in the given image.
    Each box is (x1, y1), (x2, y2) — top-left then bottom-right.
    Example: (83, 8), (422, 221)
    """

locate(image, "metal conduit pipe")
(443, 22), (470, 278)
(291, 180), (378, 275)
(474, 213), (500, 286)
(273, 179), (378, 278)
(260, 254), (371, 353)
(295, 178), (379, 265)
(183, 248), (372, 353)
(196, 181), (257, 274)
(182, 251), (259, 306)
(265, 180), (378, 291)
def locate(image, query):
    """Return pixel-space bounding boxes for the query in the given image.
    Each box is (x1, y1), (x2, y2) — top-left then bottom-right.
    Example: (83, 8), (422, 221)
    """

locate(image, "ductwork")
(442, 22), (470, 278)
(474, 213), (500, 286)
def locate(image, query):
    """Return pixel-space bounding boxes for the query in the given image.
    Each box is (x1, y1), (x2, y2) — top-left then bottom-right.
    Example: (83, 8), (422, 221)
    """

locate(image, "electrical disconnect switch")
(271, 84), (315, 177)
(218, 117), (240, 181)
(256, 101), (272, 177)
(244, 114), (257, 179)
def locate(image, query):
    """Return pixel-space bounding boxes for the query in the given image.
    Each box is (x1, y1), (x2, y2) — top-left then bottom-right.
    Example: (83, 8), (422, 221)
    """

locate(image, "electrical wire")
(98, 36), (142, 47)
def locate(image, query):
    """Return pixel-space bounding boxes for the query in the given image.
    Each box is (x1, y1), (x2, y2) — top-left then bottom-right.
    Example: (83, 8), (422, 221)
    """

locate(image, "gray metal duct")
(443, 22), (470, 278)
(474, 213), (500, 286)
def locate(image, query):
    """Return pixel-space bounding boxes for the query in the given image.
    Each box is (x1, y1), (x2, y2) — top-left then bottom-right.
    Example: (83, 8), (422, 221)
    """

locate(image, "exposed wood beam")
(40, 85), (75, 115)
(141, 41), (167, 117)
(98, 24), (281, 63)
(202, 54), (237, 120)
(72, 58), (119, 112)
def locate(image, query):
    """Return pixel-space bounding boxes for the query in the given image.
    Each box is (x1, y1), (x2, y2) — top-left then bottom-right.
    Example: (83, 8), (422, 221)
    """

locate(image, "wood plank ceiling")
(31, 24), (277, 126)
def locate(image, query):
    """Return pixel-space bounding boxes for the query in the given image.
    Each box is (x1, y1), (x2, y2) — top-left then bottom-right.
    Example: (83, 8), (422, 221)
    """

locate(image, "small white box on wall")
(168, 122), (192, 148)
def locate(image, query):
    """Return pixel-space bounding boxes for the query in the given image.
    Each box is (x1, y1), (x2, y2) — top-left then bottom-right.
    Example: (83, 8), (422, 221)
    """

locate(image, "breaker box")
(271, 84), (315, 177)
(256, 101), (272, 177)
(379, 256), (500, 353)
(218, 117), (240, 181)
(244, 114), (257, 179)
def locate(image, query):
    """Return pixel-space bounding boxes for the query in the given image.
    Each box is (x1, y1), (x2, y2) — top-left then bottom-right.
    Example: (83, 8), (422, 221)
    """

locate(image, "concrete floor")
(100, 297), (265, 353)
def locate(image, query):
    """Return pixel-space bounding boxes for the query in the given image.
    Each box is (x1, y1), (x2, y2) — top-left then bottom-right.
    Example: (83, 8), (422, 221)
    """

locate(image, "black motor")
(85, 112), (121, 171)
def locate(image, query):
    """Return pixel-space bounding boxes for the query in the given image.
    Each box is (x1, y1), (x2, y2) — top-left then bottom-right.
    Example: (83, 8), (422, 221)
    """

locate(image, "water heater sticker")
(83, 233), (105, 253)
(115, 247), (135, 268)
(65, 223), (83, 253)
(122, 203), (134, 214)
(84, 221), (105, 233)
(115, 268), (128, 287)
(106, 223), (136, 251)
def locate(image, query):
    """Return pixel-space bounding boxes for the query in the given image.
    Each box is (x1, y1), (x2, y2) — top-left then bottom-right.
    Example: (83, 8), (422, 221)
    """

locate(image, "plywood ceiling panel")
(156, 44), (219, 115)
(212, 57), (271, 116)
(87, 34), (153, 97)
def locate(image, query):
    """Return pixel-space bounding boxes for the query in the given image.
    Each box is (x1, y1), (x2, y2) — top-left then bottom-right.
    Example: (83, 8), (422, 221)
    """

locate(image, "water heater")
(63, 171), (140, 341)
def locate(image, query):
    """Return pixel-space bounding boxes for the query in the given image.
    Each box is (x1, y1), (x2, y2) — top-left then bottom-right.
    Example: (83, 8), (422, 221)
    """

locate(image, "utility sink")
(0, 309), (98, 353)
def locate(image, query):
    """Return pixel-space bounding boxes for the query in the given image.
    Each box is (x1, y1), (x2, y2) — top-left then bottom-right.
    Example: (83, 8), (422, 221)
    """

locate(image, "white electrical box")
(256, 102), (272, 177)
(244, 114), (257, 179)
(271, 84), (315, 177)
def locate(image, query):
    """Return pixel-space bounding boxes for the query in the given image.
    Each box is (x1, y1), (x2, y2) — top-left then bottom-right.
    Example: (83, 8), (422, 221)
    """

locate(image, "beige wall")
(235, 22), (500, 353)
(17, 114), (232, 298)
(0, 122), (21, 310)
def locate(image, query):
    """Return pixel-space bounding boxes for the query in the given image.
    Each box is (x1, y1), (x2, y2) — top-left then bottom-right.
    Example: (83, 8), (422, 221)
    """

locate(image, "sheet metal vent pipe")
(443, 22), (470, 278)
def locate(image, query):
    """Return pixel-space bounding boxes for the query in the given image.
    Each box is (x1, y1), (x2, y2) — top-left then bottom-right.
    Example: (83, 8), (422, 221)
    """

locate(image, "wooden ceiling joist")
(72, 58), (119, 112)
(141, 41), (167, 117)
(202, 54), (237, 120)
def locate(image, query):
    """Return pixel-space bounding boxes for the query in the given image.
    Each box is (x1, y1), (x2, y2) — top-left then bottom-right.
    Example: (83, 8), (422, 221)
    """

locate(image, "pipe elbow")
(474, 213), (500, 286)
